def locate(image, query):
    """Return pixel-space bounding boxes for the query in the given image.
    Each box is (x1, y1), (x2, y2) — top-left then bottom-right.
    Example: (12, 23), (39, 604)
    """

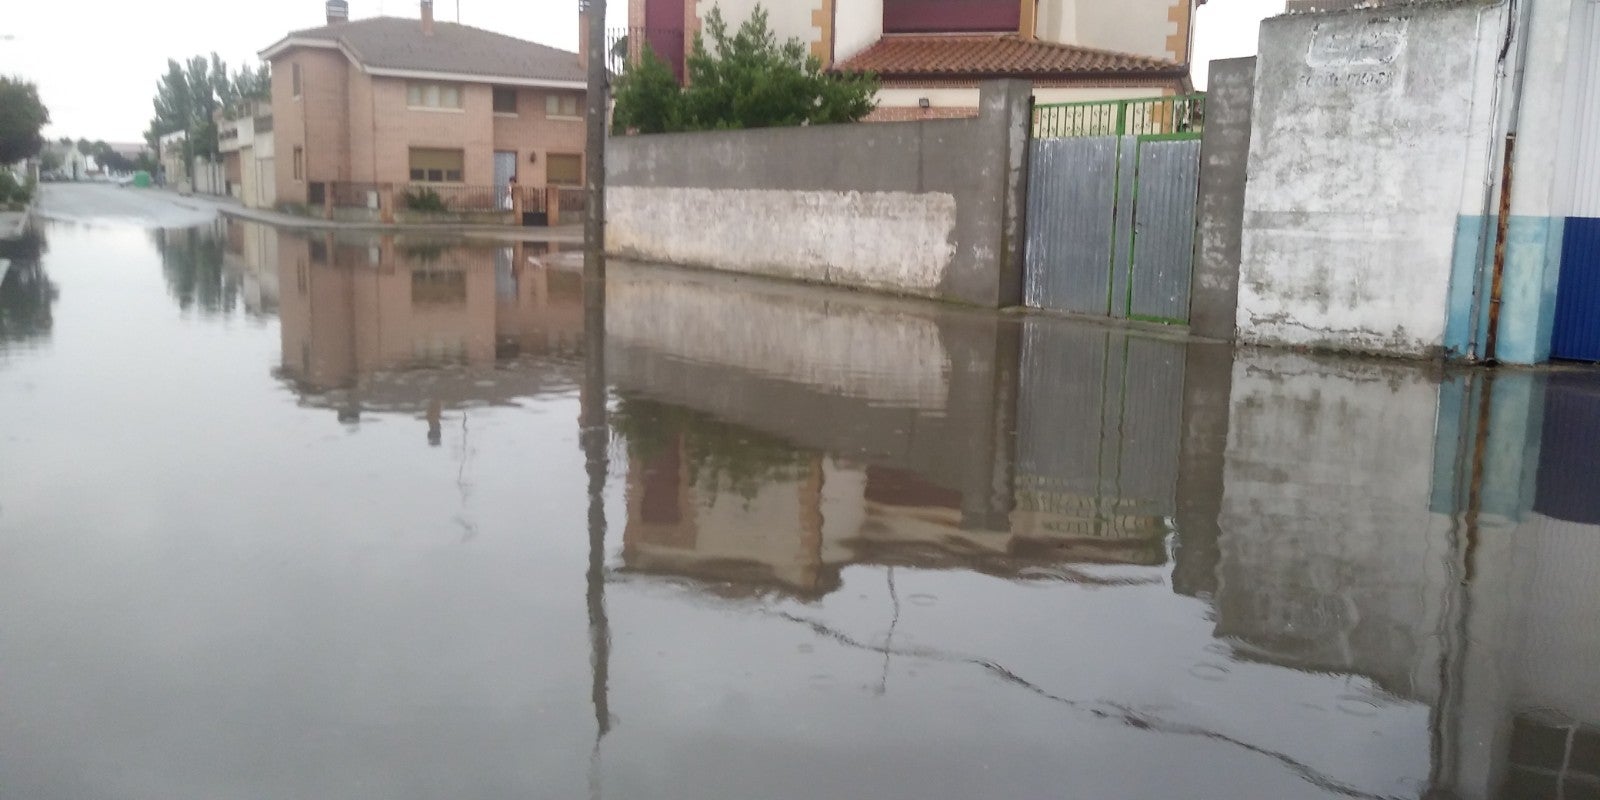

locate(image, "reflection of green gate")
(1024, 96), (1205, 325)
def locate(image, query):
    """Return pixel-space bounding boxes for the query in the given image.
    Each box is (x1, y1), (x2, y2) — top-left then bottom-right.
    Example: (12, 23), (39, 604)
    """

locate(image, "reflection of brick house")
(628, 0), (1193, 120)
(621, 428), (1170, 599)
(273, 229), (580, 398)
(260, 0), (589, 209)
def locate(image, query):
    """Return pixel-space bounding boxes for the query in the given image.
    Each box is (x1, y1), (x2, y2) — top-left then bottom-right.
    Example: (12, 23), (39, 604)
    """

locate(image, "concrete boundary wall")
(1239, 1), (1508, 358)
(606, 80), (1032, 307)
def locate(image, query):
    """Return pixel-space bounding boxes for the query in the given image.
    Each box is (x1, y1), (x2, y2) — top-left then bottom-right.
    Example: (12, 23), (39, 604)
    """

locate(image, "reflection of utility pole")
(581, 277), (612, 797)
(582, 0), (608, 309)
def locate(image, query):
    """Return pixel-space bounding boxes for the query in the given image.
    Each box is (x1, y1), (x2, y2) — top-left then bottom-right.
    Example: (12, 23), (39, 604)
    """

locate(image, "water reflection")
(264, 227), (1600, 798)
(599, 263), (1600, 800)
(9, 217), (1599, 799)
(0, 226), (55, 346)
(154, 223), (241, 315)
(263, 222), (582, 421)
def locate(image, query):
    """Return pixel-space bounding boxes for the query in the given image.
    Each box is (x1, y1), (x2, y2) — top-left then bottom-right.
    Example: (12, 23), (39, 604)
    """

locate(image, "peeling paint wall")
(1238, 2), (1508, 357)
(607, 80), (1034, 307)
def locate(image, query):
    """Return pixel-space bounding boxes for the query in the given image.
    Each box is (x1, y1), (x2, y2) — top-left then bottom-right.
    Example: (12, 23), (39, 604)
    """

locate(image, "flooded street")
(3, 186), (1599, 799)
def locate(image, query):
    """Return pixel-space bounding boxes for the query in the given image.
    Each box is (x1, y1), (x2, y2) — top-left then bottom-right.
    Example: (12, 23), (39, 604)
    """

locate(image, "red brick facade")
(270, 47), (586, 207)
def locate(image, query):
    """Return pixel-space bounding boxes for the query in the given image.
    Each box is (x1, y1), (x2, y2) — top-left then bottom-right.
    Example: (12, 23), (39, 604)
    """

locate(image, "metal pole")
(583, 0), (609, 309)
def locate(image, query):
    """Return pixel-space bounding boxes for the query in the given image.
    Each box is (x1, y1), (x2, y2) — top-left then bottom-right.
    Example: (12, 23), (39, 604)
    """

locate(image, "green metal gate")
(1024, 95), (1205, 324)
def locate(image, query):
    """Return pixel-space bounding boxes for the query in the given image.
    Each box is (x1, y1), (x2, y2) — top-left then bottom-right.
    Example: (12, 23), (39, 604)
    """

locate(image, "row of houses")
(241, 0), (1200, 216)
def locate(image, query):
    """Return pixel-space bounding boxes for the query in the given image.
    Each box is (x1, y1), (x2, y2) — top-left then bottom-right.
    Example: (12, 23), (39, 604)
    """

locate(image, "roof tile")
(272, 17), (585, 84)
(836, 35), (1184, 79)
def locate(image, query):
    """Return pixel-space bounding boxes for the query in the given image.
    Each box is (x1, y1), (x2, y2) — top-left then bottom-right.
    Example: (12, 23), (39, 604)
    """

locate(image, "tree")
(145, 54), (269, 164)
(612, 49), (686, 134)
(91, 143), (136, 174)
(611, 5), (877, 134)
(0, 77), (50, 164)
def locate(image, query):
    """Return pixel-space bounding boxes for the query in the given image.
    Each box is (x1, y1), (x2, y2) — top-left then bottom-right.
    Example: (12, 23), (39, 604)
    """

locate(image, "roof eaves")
(259, 36), (343, 61)
(361, 65), (588, 89)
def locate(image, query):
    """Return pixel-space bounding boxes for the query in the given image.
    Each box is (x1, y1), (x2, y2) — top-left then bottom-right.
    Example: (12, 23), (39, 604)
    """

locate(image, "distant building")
(218, 103), (276, 209)
(627, 0), (1198, 120)
(259, 0), (589, 211)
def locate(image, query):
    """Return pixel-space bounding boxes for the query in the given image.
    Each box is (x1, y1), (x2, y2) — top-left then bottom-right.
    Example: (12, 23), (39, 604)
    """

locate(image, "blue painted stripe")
(1552, 217), (1600, 362)
(1445, 215), (1561, 364)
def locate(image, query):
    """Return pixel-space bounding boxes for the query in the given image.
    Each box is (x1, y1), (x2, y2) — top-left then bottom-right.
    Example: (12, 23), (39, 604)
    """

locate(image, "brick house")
(260, 0), (588, 212)
(627, 0), (1196, 120)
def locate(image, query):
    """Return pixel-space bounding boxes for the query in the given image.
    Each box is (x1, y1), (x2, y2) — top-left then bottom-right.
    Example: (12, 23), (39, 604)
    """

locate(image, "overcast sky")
(0, 0), (1283, 143)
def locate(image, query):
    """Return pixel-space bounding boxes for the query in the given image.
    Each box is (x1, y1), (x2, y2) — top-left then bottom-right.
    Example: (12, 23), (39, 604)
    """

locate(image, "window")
(407, 82), (462, 109)
(493, 87), (518, 114)
(292, 63), (302, 98)
(292, 146), (304, 181)
(546, 93), (579, 118)
(546, 153), (582, 186)
(409, 148), (465, 183)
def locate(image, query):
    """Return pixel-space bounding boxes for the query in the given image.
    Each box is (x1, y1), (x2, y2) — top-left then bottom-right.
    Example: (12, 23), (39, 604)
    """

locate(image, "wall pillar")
(1189, 57), (1255, 341)
(963, 79), (1033, 308)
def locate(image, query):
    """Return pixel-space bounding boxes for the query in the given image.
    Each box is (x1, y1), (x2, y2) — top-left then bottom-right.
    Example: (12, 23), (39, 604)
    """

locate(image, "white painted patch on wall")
(608, 186), (958, 297)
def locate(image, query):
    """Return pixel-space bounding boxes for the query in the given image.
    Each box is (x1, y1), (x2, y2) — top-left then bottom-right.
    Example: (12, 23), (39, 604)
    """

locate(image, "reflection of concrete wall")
(606, 262), (1016, 525)
(1214, 351), (1451, 700)
(608, 266), (950, 410)
(607, 80), (1032, 308)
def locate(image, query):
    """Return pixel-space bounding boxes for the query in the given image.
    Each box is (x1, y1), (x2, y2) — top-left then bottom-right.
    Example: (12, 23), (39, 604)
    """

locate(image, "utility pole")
(582, 0), (608, 308)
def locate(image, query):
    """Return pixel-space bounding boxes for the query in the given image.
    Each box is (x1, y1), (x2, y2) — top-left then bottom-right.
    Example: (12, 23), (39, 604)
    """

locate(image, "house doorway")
(494, 151), (518, 211)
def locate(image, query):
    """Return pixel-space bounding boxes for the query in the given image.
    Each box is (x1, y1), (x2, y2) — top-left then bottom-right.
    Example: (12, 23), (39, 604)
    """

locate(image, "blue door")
(1552, 218), (1600, 362)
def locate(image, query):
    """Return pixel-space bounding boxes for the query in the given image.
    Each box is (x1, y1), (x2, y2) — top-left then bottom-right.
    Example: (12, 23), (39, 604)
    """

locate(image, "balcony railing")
(317, 182), (580, 223)
(1032, 94), (1206, 140)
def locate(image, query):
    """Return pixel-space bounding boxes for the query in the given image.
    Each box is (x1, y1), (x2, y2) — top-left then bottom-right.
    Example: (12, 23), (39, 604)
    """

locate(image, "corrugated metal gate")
(1024, 97), (1204, 325)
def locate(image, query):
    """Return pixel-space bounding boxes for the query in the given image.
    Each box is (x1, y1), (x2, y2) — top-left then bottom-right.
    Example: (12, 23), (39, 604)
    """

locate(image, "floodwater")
(2, 186), (1599, 800)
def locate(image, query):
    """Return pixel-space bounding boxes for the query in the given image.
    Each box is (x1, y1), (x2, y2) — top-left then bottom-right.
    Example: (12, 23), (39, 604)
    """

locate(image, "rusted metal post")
(548, 186), (562, 227)
(1486, 133), (1516, 364)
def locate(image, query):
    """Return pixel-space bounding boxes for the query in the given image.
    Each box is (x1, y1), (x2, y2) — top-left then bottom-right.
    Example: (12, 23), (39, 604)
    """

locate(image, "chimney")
(325, 0), (349, 24)
(577, 5), (591, 70)
(421, 0), (435, 35)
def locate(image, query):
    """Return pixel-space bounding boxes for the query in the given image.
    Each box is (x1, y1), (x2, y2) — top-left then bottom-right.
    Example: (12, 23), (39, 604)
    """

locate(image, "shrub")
(403, 188), (448, 213)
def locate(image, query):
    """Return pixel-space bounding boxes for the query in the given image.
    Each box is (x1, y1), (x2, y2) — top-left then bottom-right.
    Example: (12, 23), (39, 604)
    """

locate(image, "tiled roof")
(265, 17), (585, 84)
(836, 35), (1185, 79)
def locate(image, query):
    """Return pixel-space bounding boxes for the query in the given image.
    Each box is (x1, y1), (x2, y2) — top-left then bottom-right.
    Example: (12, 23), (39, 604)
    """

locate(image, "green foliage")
(0, 77), (50, 164)
(0, 226), (54, 344)
(611, 396), (812, 501)
(403, 188), (448, 213)
(611, 5), (877, 135)
(612, 49), (685, 134)
(0, 170), (29, 207)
